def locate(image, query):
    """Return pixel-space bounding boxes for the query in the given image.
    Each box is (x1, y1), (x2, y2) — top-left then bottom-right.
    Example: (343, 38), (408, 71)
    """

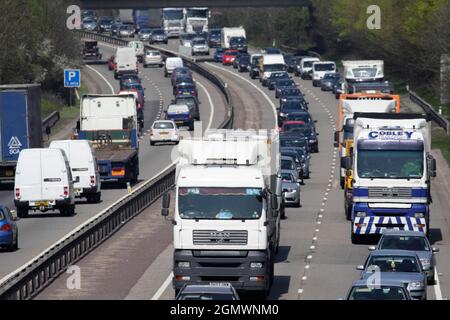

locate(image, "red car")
(108, 55), (116, 71)
(222, 50), (239, 65)
(280, 121), (306, 133)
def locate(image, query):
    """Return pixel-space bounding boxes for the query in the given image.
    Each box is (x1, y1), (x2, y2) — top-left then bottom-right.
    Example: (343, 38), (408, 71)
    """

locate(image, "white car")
(144, 50), (163, 68)
(150, 120), (180, 145)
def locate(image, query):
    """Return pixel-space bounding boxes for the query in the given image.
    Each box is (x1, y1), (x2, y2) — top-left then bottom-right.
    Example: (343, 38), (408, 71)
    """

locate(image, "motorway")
(0, 41), (227, 283)
(32, 39), (450, 300)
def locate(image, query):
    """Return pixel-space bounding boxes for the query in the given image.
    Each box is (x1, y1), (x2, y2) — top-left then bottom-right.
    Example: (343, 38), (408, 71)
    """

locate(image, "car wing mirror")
(10, 210), (18, 221)
(161, 192), (171, 217)
(432, 247), (440, 253)
(356, 265), (365, 271)
(368, 246), (376, 251)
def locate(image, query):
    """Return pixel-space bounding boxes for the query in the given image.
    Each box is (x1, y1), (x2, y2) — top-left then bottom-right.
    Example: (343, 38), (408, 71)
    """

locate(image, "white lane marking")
(195, 79), (215, 131)
(434, 266), (443, 300)
(205, 62), (278, 131)
(151, 272), (173, 300)
(86, 65), (115, 94)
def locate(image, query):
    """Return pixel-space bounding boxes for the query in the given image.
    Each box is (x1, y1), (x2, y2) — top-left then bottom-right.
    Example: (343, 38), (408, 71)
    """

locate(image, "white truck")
(161, 129), (282, 298)
(347, 113), (436, 243)
(312, 61), (336, 87)
(114, 47), (138, 79)
(184, 7), (210, 33)
(342, 60), (384, 93)
(162, 8), (185, 37)
(220, 27), (246, 49)
(259, 54), (286, 86)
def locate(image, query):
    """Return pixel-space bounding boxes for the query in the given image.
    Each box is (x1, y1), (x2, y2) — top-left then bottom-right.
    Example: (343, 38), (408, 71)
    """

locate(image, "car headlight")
(250, 262), (263, 269)
(408, 281), (424, 289)
(280, 113), (286, 117)
(309, 139), (316, 143)
(414, 213), (425, 218)
(177, 261), (190, 268)
(420, 258), (431, 268)
(356, 212), (366, 217)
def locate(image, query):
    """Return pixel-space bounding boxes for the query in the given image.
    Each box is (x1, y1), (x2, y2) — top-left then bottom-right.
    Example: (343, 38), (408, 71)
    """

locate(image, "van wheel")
(61, 205), (76, 217)
(17, 207), (28, 219)
(87, 193), (101, 204)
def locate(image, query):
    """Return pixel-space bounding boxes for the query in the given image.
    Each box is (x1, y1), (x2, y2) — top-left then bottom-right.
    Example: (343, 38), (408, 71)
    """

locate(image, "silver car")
(370, 230), (439, 285)
(281, 156), (301, 181)
(138, 28), (152, 41)
(82, 18), (97, 31)
(118, 25), (134, 38)
(143, 50), (163, 68)
(357, 249), (427, 300)
(149, 29), (168, 44)
(192, 38), (210, 56)
(281, 171), (301, 208)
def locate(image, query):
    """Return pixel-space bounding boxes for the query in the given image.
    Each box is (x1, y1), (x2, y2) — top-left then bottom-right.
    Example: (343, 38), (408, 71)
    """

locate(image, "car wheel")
(427, 273), (435, 285)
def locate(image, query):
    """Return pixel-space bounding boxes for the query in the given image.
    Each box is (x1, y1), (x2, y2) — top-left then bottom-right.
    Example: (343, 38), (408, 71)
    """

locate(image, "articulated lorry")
(0, 84), (42, 184)
(342, 60), (384, 93)
(347, 113), (436, 243)
(77, 94), (139, 185)
(335, 94), (401, 189)
(162, 129), (282, 298)
(162, 8), (184, 37)
(184, 7), (210, 33)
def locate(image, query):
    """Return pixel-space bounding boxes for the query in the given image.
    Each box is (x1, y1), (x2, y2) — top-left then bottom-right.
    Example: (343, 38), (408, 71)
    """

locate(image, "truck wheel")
(351, 231), (361, 244)
(280, 206), (286, 219)
(17, 207), (28, 219)
(150, 141), (155, 146)
(340, 177), (345, 189)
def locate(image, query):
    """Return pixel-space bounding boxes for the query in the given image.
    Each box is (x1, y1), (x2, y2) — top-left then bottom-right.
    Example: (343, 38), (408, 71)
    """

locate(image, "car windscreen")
(281, 160), (294, 170)
(280, 139), (307, 149)
(281, 89), (301, 96)
(367, 255), (420, 273)
(281, 173), (295, 182)
(314, 63), (336, 71)
(153, 30), (165, 35)
(287, 113), (312, 123)
(225, 51), (238, 56)
(179, 293), (236, 300)
(153, 122), (174, 129)
(193, 40), (206, 45)
(348, 286), (407, 300)
(379, 236), (429, 251)
(178, 187), (263, 220)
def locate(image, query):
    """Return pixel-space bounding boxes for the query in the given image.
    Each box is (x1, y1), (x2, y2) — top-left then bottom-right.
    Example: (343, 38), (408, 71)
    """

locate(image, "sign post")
(64, 69), (81, 106)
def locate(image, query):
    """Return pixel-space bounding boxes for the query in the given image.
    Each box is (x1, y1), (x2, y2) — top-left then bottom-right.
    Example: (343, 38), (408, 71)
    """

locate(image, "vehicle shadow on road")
(429, 228), (443, 245)
(275, 246), (291, 263)
(100, 179), (144, 190)
(0, 183), (14, 191)
(268, 276), (291, 300)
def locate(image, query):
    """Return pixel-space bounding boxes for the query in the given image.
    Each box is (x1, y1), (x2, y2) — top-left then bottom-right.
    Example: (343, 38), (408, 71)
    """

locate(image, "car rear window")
(154, 122), (175, 129)
(167, 105), (189, 113)
(0, 210), (4, 220)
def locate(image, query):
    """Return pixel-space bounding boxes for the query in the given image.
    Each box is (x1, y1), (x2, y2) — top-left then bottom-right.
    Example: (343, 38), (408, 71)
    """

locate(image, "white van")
(14, 148), (76, 218)
(114, 47), (138, 79)
(164, 57), (183, 78)
(312, 61), (336, 87)
(299, 57), (320, 80)
(49, 140), (101, 203)
(259, 54), (285, 86)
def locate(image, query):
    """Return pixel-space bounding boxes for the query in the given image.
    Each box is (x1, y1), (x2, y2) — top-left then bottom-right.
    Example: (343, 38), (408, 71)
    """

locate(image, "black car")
(249, 56), (262, 79)
(110, 22), (122, 36)
(208, 28), (221, 48)
(237, 55), (250, 72)
(320, 73), (341, 92)
(267, 72), (290, 90)
(278, 100), (308, 125)
(174, 95), (200, 121)
(286, 56), (302, 73)
(280, 134), (310, 154)
(282, 124), (319, 153)
(176, 284), (240, 300)
(120, 73), (141, 85)
(174, 76), (195, 88)
(285, 111), (317, 129)
(229, 36), (248, 53)
(233, 52), (250, 69)
(278, 88), (304, 104)
(81, 41), (102, 60)
(274, 79), (297, 98)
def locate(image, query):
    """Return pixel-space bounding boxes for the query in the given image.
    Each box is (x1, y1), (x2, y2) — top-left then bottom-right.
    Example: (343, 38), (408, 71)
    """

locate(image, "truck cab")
(349, 113), (436, 243)
(184, 7), (210, 33)
(162, 130), (282, 298)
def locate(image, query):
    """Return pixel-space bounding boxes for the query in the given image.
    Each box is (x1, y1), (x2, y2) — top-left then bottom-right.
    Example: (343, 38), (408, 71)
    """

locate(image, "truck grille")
(368, 187), (412, 198)
(193, 230), (248, 245)
(168, 22), (180, 27)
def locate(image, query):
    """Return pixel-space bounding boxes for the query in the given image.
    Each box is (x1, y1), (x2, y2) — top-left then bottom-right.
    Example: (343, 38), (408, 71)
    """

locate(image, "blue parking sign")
(64, 69), (80, 87)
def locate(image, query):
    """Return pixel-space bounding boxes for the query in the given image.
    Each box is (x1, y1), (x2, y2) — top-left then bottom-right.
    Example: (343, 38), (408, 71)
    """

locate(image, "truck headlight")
(356, 212), (366, 217)
(309, 139), (316, 143)
(414, 213), (425, 218)
(177, 261), (190, 268)
(250, 262), (263, 269)
(408, 281), (424, 289)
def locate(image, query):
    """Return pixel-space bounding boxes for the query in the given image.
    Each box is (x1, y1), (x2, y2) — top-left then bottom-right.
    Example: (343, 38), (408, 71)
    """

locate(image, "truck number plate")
(36, 201), (49, 207)
(5, 170), (14, 177)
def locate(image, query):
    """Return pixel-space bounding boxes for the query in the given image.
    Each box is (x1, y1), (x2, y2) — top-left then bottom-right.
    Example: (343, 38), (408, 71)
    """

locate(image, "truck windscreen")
(264, 64), (285, 72)
(314, 64), (335, 71)
(163, 11), (183, 20)
(178, 187), (263, 220)
(357, 150), (423, 179)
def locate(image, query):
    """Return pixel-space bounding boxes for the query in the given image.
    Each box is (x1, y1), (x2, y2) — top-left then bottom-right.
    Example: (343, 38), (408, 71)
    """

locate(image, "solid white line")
(151, 272), (174, 300)
(85, 65), (115, 94)
(434, 266), (443, 300)
(195, 79), (215, 131)
(205, 62), (278, 131)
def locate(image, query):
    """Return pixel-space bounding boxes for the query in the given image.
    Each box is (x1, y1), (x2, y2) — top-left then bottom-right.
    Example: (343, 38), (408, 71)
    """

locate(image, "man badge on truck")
(8, 136), (22, 155)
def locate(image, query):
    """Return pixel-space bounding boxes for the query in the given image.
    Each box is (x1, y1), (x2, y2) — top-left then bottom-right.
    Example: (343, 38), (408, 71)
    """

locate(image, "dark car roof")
(180, 285), (235, 295)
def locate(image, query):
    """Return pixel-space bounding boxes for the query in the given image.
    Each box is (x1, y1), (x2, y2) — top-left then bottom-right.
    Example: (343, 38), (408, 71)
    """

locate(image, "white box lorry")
(347, 113), (436, 243)
(14, 148), (76, 217)
(220, 27), (246, 49)
(49, 140), (101, 203)
(161, 129), (282, 298)
(342, 60), (384, 93)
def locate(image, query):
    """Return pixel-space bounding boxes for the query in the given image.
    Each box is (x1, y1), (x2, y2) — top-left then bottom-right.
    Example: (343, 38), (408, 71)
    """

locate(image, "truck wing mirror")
(341, 157), (352, 170)
(161, 192), (171, 218)
(76, 120), (81, 132)
(45, 126), (51, 135)
(431, 158), (437, 177)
